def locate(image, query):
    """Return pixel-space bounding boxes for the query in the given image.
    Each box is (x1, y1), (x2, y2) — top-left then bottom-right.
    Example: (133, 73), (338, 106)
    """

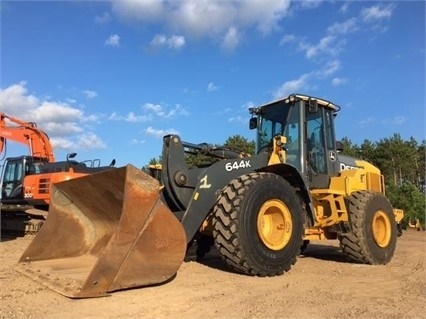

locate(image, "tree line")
(147, 133), (425, 229)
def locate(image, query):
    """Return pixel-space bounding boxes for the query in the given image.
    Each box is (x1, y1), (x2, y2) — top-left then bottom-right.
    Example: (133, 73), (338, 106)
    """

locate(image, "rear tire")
(339, 191), (397, 264)
(212, 172), (304, 276)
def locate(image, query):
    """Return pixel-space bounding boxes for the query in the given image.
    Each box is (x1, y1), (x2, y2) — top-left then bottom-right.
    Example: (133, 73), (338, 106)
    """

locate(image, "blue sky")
(1, 0), (425, 168)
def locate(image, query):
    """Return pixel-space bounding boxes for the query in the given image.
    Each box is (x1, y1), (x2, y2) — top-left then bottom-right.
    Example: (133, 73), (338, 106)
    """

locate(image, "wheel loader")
(16, 93), (403, 298)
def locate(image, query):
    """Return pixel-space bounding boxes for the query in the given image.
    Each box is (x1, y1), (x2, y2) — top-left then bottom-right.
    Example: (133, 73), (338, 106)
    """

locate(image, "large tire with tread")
(212, 172), (304, 276)
(339, 190), (397, 265)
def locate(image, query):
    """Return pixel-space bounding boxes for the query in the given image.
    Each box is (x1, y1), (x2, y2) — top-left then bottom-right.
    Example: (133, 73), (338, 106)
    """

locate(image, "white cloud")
(168, 35), (186, 49)
(105, 34), (120, 47)
(111, 0), (163, 22)
(30, 101), (83, 123)
(360, 3), (395, 33)
(252, 1), (291, 34)
(321, 60), (341, 77)
(111, 0), (292, 50)
(382, 116), (406, 125)
(207, 82), (219, 92)
(359, 117), (376, 127)
(339, 2), (351, 13)
(143, 102), (188, 118)
(130, 139), (146, 145)
(108, 111), (151, 123)
(44, 122), (83, 136)
(83, 90), (97, 99)
(126, 112), (150, 122)
(109, 103), (188, 124)
(145, 126), (179, 138)
(78, 132), (107, 149)
(273, 60), (342, 100)
(82, 114), (102, 123)
(242, 101), (256, 110)
(150, 34), (166, 47)
(221, 27), (240, 52)
(143, 103), (164, 114)
(165, 104), (189, 118)
(274, 74), (310, 99)
(279, 34), (296, 45)
(107, 112), (120, 120)
(299, 35), (337, 59)
(359, 115), (405, 127)
(293, 4), (393, 62)
(0, 81), (38, 113)
(331, 77), (347, 86)
(361, 4), (394, 22)
(296, 0), (323, 9)
(228, 115), (248, 123)
(149, 34), (186, 50)
(286, 1), (394, 95)
(95, 11), (111, 24)
(0, 82), (105, 151)
(49, 137), (76, 150)
(327, 17), (359, 35)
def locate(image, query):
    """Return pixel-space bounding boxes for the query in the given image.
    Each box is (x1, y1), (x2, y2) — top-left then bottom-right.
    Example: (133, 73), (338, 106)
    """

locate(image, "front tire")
(212, 172), (304, 276)
(339, 191), (397, 264)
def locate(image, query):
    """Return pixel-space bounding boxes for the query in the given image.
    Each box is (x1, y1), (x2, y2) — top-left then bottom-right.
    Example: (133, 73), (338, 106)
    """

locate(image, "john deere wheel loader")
(16, 94), (403, 298)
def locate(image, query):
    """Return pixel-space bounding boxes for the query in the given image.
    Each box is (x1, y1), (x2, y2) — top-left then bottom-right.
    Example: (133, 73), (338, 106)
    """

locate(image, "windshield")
(257, 101), (292, 152)
(256, 101), (302, 170)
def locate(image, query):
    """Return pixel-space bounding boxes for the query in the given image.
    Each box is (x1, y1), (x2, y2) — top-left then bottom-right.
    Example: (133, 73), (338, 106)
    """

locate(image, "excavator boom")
(0, 112), (55, 162)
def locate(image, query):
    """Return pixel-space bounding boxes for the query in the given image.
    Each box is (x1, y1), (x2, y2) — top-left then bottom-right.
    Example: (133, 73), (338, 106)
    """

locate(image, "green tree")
(223, 135), (255, 155)
(375, 133), (417, 186)
(339, 137), (360, 157)
(413, 139), (425, 190)
(183, 135), (255, 167)
(185, 148), (220, 167)
(386, 182), (425, 229)
(148, 157), (161, 165)
(359, 139), (376, 163)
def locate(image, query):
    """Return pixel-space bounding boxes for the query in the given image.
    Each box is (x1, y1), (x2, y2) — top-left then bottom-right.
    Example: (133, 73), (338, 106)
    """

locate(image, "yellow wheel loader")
(16, 94), (403, 298)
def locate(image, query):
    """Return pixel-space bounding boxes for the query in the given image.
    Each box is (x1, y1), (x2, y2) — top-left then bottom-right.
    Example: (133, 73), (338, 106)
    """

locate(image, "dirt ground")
(0, 229), (424, 319)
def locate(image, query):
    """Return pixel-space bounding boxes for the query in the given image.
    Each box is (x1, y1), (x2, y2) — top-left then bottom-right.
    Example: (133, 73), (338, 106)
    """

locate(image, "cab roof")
(256, 93), (340, 112)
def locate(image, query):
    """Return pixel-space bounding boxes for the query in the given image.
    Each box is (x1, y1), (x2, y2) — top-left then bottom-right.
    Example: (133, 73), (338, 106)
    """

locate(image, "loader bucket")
(16, 164), (187, 299)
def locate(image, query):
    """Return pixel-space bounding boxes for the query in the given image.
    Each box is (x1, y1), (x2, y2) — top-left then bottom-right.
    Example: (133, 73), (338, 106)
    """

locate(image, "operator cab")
(1, 156), (47, 200)
(249, 94), (341, 189)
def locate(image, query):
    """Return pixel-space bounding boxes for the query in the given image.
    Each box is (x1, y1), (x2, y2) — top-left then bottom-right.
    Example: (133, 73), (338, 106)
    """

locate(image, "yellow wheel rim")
(372, 210), (392, 248)
(257, 199), (292, 251)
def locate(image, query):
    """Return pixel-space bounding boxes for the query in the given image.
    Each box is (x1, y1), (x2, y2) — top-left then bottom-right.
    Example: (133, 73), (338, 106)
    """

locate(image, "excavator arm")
(0, 112), (55, 162)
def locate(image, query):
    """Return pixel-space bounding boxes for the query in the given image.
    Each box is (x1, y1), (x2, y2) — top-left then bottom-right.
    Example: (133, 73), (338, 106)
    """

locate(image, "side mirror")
(249, 117), (257, 130)
(308, 99), (318, 113)
(67, 152), (77, 160)
(336, 141), (344, 152)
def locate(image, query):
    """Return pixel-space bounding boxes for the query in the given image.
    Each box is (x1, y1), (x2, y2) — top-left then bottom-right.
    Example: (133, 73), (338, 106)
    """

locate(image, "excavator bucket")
(16, 164), (187, 299)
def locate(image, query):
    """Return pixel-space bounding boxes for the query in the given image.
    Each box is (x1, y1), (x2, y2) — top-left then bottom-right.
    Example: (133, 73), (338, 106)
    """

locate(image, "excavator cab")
(1, 156), (46, 202)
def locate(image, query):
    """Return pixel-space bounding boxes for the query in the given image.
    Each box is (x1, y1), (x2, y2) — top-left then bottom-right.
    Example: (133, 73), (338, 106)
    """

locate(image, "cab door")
(1, 158), (25, 199)
(305, 105), (340, 189)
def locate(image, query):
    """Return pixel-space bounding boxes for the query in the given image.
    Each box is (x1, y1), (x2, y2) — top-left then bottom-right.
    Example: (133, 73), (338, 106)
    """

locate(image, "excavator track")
(1, 209), (45, 236)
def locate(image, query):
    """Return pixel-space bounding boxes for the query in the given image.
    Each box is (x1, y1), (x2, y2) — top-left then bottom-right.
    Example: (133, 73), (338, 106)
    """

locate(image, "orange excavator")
(0, 112), (115, 234)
